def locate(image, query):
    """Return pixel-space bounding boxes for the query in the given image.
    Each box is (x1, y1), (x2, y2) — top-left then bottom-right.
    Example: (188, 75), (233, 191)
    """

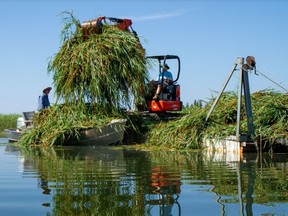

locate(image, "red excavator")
(144, 55), (182, 114)
(81, 17), (182, 116)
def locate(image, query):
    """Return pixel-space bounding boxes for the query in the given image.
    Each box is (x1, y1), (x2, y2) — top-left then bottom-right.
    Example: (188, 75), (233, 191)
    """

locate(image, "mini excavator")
(144, 55), (182, 114)
(80, 17), (183, 119)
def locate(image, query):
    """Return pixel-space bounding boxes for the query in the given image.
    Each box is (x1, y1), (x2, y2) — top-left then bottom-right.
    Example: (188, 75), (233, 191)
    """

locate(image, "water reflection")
(3, 144), (288, 216)
(146, 165), (181, 215)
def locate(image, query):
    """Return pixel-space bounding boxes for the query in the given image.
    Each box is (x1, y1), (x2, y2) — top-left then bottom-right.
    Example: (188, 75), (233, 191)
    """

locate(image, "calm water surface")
(0, 137), (288, 216)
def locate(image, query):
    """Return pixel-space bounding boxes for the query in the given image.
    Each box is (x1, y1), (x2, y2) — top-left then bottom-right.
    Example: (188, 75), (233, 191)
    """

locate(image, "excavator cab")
(145, 55), (182, 113)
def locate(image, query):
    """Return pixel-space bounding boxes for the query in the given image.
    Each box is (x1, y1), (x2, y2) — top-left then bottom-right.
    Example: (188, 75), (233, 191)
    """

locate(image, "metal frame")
(205, 57), (254, 142)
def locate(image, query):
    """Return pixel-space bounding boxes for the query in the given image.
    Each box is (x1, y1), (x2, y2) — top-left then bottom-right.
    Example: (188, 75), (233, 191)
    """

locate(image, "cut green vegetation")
(145, 90), (288, 150)
(19, 12), (148, 146)
(18, 104), (123, 146)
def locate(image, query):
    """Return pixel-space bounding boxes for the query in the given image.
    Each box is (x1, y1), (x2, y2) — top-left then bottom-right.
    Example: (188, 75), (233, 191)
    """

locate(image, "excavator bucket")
(81, 18), (104, 39)
(81, 16), (134, 39)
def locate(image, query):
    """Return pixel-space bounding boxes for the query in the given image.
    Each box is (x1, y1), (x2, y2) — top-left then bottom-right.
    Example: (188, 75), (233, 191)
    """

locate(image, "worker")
(153, 63), (173, 100)
(38, 87), (52, 110)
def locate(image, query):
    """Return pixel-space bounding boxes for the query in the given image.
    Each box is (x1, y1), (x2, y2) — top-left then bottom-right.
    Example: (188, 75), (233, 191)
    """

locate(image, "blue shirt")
(157, 70), (173, 82)
(38, 94), (50, 110)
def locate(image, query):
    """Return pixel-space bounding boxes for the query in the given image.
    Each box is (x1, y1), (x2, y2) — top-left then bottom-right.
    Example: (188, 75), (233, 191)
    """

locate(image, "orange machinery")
(145, 55), (182, 113)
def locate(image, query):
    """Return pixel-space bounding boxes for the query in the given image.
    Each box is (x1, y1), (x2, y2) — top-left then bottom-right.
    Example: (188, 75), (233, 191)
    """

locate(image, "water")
(0, 138), (288, 216)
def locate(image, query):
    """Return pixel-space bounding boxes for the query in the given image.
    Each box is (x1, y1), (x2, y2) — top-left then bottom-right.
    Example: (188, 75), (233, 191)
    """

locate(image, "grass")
(0, 114), (21, 137)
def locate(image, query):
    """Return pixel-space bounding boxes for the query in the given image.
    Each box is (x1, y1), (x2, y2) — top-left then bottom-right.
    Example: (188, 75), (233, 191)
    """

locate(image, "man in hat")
(153, 63), (173, 100)
(38, 87), (52, 110)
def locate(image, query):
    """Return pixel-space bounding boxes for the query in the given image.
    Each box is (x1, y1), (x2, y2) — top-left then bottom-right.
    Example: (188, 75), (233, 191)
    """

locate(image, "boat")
(3, 111), (35, 142)
(63, 119), (127, 146)
(4, 128), (22, 142)
(4, 111), (127, 146)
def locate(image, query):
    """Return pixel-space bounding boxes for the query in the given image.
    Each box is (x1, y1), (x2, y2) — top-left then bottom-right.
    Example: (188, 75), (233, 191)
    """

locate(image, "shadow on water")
(4, 143), (288, 216)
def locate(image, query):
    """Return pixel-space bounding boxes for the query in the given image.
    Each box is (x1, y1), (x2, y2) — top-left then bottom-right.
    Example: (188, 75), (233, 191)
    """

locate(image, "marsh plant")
(146, 90), (288, 150)
(0, 114), (21, 137)
(19, 12), (148, 146)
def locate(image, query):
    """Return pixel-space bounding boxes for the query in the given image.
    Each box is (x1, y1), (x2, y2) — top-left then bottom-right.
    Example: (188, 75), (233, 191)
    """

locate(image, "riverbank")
(0, 114), (21, 138)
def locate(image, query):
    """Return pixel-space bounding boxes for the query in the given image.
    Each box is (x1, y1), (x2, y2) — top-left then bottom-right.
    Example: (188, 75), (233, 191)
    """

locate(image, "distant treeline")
(0, 114), (20, 137)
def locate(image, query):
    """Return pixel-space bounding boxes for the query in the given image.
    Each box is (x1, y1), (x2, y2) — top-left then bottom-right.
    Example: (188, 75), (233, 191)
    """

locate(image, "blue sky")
(1, 0), (288, 114)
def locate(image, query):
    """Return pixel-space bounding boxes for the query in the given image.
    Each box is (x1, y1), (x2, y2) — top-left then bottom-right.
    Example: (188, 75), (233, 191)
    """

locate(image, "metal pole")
(206, 63), (238, 122)
(243, 69), (254, 138)
(236, 58), (244, 141)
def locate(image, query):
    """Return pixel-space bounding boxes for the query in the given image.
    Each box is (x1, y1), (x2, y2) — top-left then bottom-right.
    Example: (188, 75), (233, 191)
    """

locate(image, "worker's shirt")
(157, 71), (173, 82)
(38, 94), (50, 110)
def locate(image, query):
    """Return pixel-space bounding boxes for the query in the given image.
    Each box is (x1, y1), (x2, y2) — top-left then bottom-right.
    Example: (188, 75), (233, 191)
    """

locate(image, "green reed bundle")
(251, 90), (288, 144)
(18, 103), (122, 146)
(146, 105), (208, 149)
(19, 12), (148, 146)
(48, 12), (148, 110)
(146, 90), (288, 149)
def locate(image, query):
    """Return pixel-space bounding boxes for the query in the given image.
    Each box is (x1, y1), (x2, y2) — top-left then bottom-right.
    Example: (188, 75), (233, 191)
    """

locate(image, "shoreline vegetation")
(0, 114), (21, 137)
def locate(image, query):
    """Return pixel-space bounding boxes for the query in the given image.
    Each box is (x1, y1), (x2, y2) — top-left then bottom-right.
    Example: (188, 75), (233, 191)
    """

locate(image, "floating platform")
(203, 135), (257, 162)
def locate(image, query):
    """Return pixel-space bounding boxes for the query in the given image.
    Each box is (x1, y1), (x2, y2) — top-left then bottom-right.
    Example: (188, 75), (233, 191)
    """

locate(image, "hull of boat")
(4, 129), (22, 142)
(64, 119), (127, 146)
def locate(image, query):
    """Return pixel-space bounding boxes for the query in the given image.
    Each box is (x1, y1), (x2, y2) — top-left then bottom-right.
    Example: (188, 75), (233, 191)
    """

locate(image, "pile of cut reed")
(49, 12), (148, 109)
(18, 104), (123, 146)
(19, 12), (148, 146)
(146, 90), (288, 150)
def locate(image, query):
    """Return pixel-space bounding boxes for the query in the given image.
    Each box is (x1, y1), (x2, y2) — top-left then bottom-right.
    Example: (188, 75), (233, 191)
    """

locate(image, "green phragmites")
(146, 90), (288, 150)
(48, 12), (148, 110)
(18, 104), (122, 146)
(19, 12), (148, 146)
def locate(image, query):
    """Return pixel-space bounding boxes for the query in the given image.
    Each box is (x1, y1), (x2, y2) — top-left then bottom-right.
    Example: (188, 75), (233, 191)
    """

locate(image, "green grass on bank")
(0, 114), (21, 137)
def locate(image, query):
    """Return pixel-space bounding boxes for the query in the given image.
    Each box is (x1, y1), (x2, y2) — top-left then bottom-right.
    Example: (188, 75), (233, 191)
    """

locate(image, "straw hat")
(162, 63), (170, 70)
(43, 87), (52, 93)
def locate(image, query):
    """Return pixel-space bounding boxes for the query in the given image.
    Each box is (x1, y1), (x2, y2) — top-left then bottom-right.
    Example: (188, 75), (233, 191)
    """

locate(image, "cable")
(255, 69), (288, 93)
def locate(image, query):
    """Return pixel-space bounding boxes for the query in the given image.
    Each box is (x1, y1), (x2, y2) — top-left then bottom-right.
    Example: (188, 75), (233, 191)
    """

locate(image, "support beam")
(236, 58), (244, 140)
(243, 69), (254, 138)
(206, 63), (238, 122)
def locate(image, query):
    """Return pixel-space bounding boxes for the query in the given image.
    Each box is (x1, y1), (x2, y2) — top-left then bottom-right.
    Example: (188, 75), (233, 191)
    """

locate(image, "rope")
(255, 69), (288, 93)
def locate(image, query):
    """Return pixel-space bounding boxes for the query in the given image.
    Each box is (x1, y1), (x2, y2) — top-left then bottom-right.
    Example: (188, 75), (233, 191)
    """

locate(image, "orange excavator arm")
(81, 16), (136, 37)
(104, 17), (133, 31)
